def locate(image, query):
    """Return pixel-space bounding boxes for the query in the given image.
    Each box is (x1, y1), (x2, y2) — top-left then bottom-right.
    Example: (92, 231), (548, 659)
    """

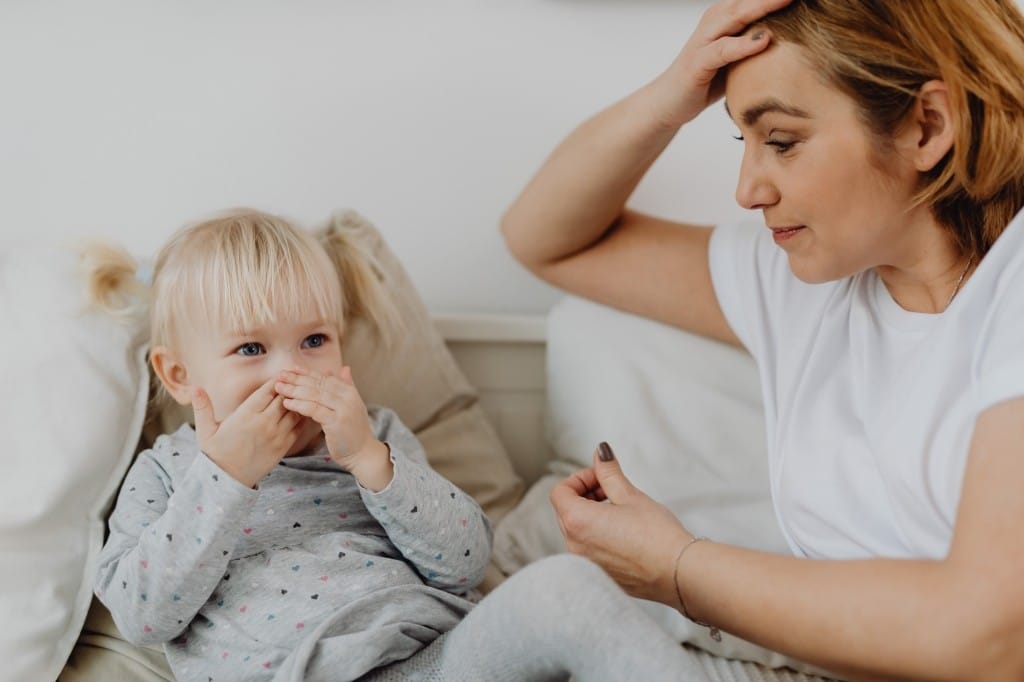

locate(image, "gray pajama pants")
(353, 555), (836, 682)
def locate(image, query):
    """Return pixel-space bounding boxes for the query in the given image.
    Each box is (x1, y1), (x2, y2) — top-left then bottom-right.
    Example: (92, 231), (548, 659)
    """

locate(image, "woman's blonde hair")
(87, 209), (398, 352)
(756, 0), (1024, 258)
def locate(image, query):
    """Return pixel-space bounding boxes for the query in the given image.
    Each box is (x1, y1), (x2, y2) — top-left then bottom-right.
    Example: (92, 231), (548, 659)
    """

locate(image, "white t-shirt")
(708, 210), (1024, 560)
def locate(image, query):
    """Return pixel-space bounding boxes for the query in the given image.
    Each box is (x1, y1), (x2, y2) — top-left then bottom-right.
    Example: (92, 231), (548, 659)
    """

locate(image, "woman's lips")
(770, 225), (806, 243)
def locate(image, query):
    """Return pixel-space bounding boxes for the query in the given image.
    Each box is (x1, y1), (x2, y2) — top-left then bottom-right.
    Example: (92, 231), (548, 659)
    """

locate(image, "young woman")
(503, 0), (1024, 678)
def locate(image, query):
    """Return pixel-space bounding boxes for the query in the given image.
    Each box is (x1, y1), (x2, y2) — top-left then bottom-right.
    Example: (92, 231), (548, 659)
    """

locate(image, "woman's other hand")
(550, 442), (692, 607)
(650, 0), (791, 128)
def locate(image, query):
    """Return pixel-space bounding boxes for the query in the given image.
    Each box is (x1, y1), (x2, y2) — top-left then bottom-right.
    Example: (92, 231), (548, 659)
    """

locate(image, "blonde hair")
(81, 241), (149, 322)
(86, 208), (398, 353)
(756, 0), (1024, 258)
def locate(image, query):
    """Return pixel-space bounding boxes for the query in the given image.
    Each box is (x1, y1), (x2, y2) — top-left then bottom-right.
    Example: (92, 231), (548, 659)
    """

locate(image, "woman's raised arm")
(501, 0), (792, 345)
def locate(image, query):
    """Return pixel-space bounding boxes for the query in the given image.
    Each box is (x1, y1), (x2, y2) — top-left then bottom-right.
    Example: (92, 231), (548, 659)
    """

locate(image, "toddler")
(93, 209), (707, 681)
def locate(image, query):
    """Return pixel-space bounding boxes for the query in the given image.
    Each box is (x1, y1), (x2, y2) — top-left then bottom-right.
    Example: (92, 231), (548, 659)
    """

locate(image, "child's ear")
(150, 346), (193, 406)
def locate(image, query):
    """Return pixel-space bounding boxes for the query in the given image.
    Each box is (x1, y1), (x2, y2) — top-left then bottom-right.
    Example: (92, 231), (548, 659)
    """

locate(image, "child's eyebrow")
(224, 327), (266, 340)
(225, 319), (332, 339)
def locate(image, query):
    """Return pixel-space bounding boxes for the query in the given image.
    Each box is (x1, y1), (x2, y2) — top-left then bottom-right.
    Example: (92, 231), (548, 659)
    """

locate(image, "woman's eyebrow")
(724, 98), (811, 126)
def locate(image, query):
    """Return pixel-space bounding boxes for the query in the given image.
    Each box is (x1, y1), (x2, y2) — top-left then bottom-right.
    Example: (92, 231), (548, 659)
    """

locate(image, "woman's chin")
(788, 257), (846, 286)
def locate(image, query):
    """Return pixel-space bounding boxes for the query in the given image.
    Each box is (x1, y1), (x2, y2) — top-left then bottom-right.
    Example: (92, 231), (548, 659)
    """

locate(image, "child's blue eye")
(235, 342), (264, 357)
(302, 334), (327, 349)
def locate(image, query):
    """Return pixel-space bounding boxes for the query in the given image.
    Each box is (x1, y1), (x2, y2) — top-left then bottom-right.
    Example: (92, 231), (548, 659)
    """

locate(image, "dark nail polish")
(752, 30), (766, 41)
(598, 442), (615, 462)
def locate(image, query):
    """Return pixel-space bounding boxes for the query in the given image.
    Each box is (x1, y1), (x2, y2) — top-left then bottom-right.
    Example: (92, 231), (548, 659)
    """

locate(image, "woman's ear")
(150, 346), (193, 406)
(909, 80), (955, 172)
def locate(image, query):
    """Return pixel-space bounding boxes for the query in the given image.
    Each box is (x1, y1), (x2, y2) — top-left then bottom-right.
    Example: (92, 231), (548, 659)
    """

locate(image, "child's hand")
(192, 377), (301, 488)
(275, 366), (393, 490)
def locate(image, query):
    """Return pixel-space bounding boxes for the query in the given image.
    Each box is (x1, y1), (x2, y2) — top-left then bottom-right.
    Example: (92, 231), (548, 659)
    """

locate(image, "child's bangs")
(187, 219), (343, 335)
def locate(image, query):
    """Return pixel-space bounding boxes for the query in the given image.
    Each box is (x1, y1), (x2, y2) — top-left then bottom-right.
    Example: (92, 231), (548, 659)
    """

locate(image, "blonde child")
(91, 209), (712, 682)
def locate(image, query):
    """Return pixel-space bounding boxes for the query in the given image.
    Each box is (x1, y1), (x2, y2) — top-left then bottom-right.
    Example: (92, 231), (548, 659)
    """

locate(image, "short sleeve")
(708, 220), (791, 363)
(709, 221), (758, 351)
(973, 262), (1024, 412)
(708, 220), (846, 372)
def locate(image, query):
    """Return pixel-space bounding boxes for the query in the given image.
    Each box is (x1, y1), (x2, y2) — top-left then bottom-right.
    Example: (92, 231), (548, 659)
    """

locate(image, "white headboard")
(434, 313), (552, 486)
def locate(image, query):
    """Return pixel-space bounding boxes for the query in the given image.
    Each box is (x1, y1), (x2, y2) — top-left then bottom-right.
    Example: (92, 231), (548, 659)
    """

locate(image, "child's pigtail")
(80, 241), (149, 322)
(319, 214), (402, 348)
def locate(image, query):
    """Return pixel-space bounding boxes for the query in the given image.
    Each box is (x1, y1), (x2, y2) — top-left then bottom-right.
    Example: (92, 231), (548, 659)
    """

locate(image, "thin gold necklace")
(945, 256), (974, 310)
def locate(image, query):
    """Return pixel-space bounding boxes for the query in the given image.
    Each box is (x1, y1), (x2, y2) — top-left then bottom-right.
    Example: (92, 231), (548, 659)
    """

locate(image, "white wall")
(0, 0), (749, 315)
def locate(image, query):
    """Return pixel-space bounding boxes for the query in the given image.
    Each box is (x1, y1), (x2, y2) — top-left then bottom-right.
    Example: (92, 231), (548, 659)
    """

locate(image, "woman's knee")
(512, 554), (623, 604)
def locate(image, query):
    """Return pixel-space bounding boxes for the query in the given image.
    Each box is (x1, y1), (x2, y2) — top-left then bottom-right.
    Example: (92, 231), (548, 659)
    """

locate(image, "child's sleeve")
(94, 448), (260, 645)
(358, 407), (493, 594)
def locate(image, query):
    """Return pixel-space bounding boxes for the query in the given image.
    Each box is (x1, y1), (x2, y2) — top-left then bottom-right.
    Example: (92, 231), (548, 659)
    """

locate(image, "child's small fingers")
(279, 385), (347, 416)
(275, 380), (305, 399)
(191, 387), (218, 440)
(277, 404), (299, 428)
(279, 370), (342, 395)
(240, 376), (281, 414)
(282, 397), (334, 424)
(263, 392), (289, 416)
(288, 414), (307, 435)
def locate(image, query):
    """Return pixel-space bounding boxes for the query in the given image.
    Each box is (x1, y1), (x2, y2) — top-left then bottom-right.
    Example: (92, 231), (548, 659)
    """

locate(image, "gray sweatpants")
(355, 554), (835, 682)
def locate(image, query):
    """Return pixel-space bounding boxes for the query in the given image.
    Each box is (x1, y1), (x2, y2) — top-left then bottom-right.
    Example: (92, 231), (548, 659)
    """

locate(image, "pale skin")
(502, 0), (1024, 678)
(151, 312), (393, 492)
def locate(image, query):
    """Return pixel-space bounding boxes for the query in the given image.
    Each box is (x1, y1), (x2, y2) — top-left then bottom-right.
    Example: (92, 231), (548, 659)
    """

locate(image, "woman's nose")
(734, 150), (780, 211)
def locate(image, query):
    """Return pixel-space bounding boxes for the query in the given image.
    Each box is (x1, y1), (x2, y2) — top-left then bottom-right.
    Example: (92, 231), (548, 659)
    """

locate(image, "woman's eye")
(235, 342), (264, 357)
(766, 139), (796, 154)
(302, 333), (327, 349)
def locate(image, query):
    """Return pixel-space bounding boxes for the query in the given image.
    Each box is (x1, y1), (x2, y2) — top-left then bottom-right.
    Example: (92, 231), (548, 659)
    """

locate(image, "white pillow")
(496, 295), (834, 676)
(0, 243), (149, 681)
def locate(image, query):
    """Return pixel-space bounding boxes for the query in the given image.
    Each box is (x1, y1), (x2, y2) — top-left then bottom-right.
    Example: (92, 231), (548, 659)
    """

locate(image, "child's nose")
(273, 351), (308, 377)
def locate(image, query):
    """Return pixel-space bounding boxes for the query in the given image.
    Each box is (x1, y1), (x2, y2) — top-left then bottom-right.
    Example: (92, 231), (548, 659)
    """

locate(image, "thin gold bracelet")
(673, 536), (721, 642)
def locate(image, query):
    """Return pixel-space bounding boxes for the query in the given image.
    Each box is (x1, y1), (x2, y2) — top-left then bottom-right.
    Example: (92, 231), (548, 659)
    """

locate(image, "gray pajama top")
(94, 407), (492, 681)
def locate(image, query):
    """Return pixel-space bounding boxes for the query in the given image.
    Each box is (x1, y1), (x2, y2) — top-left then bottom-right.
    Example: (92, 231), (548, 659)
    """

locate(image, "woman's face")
(724, 41), (931, 284)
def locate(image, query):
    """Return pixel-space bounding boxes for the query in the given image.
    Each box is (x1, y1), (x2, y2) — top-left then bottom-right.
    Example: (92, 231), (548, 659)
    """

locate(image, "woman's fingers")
(565, 467), (599, 496)
(688, 0), (790, 82)
(590, 444), (642, 504)
(550, 476), (585, 511)
(694, 31), (772, 82)
(698, 0), (792, 41)
(657, 0), (788, 123)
